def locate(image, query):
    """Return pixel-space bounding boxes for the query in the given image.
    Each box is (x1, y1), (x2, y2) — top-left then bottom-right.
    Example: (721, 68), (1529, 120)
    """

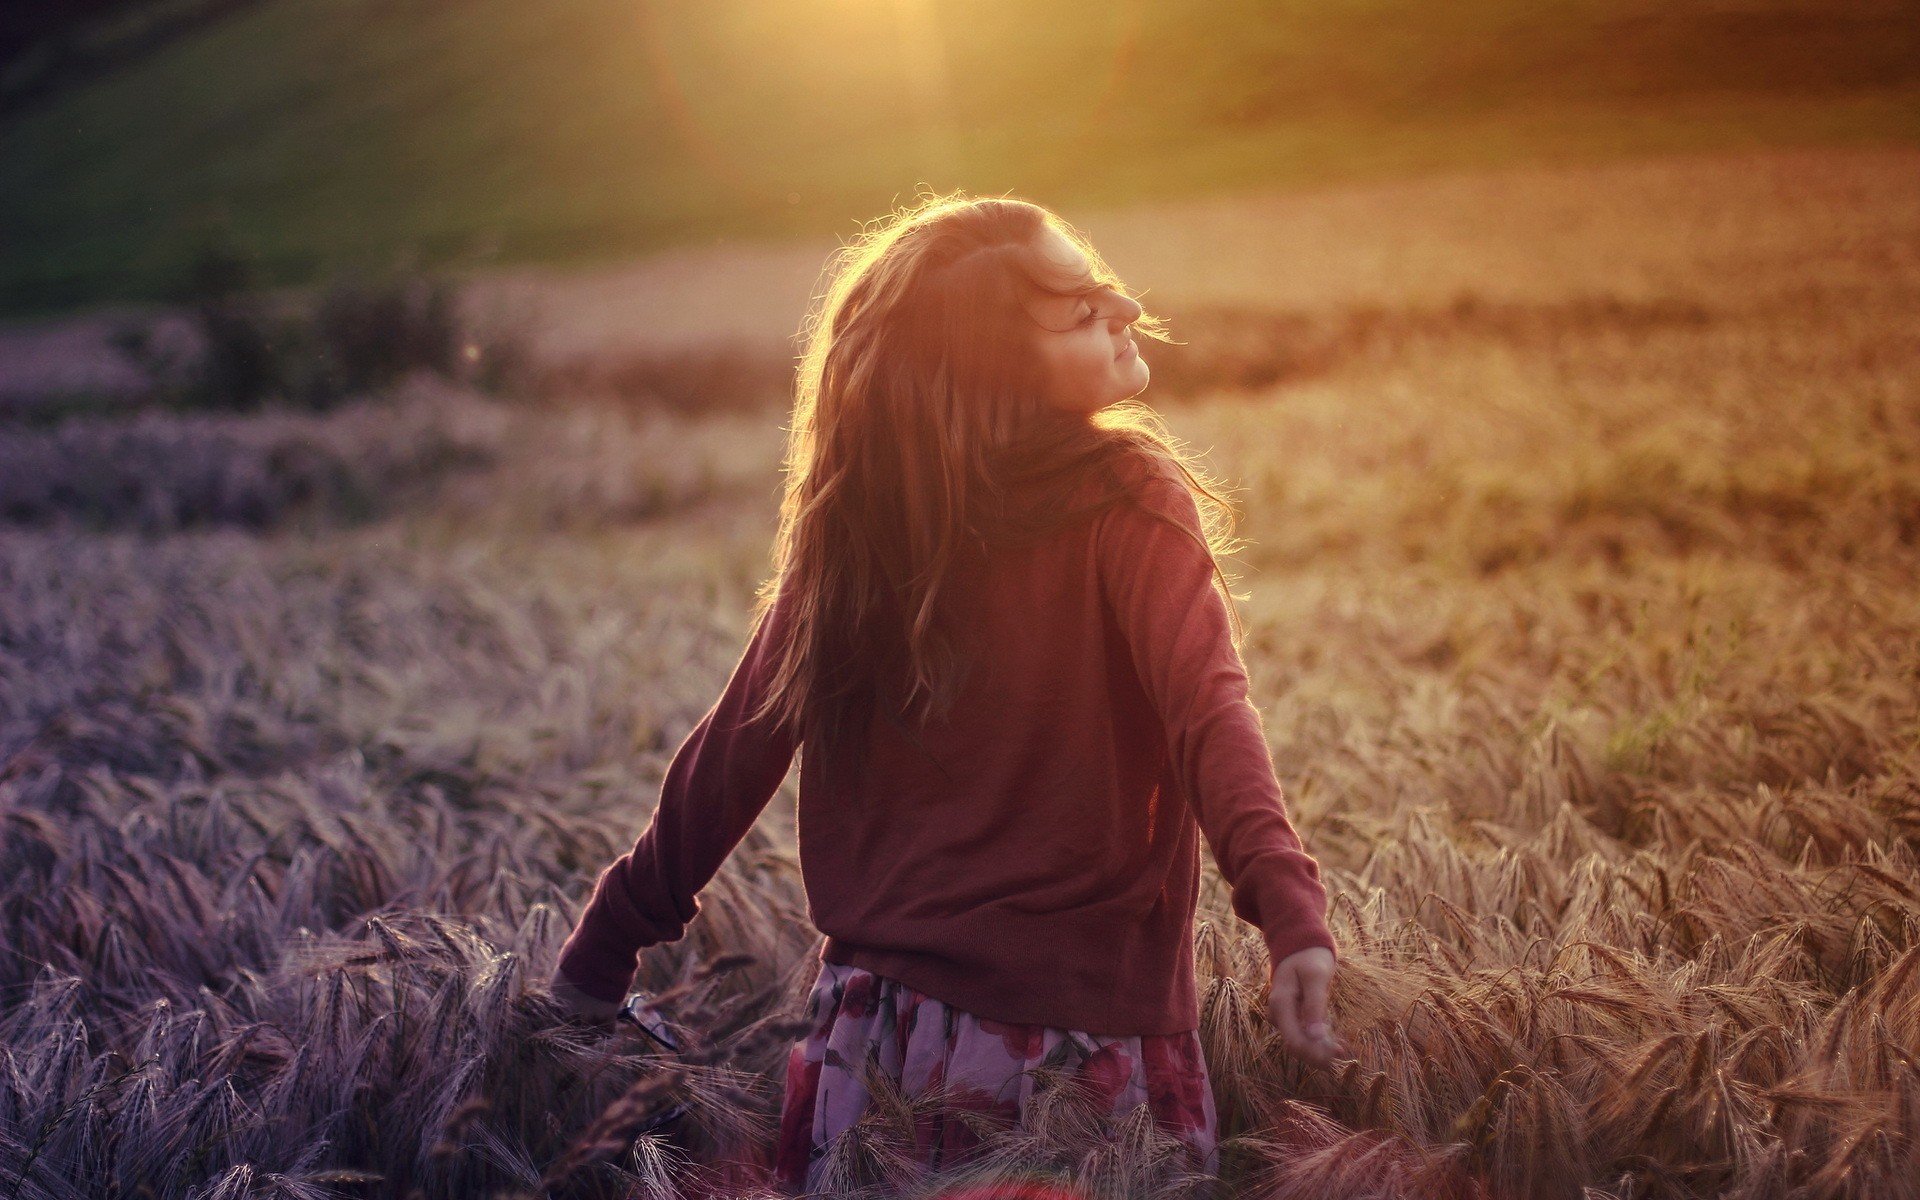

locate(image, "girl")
(548, 192), (1347, 1193)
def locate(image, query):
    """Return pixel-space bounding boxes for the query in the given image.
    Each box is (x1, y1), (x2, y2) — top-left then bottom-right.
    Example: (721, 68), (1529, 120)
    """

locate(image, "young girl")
(548, 192), (1347, 1193)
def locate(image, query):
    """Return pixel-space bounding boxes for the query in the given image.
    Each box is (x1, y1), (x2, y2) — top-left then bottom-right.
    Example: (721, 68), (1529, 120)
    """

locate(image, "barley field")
(2, 142), (1917, 1199)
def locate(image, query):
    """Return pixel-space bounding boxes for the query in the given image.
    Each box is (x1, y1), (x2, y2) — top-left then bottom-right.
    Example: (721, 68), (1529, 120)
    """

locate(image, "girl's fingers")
(1267, 962), (1305, 1053)
(1297, 966), (1331, 1040)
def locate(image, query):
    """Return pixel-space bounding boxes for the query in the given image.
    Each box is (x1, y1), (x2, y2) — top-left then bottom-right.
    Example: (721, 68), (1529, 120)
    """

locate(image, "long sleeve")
(1095, 470), (1338, 968)
(554, 585), (801, 1004)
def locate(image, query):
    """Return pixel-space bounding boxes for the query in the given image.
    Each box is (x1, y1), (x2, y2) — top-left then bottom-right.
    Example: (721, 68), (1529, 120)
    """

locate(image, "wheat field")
(1, 143), (1917, 1199)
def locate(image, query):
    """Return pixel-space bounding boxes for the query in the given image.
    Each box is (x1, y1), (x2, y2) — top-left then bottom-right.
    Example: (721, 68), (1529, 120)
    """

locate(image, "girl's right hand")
(549, 967), (624, 1025)
(1267, 946), (1349, 1067)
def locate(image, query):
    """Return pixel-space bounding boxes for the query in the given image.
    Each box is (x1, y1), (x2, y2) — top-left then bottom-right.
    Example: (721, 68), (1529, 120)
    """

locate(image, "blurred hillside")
(1, 0), (1916, 319)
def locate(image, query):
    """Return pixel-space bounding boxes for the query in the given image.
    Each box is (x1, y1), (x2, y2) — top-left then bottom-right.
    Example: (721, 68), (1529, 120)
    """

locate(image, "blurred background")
(2, 0), (1916, 398)
(2, 3), (1919, 1199)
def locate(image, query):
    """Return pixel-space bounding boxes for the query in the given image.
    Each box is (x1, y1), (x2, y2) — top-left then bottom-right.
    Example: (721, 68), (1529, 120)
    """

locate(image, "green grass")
(2, 0), (1917, 318)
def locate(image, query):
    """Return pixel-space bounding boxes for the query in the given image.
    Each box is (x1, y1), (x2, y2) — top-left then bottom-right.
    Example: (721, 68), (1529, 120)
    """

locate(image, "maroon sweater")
(555, 457), (1338, 1035)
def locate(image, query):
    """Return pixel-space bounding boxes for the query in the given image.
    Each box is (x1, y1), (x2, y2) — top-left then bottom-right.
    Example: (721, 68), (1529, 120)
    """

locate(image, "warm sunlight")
(890, 0), (964, 169)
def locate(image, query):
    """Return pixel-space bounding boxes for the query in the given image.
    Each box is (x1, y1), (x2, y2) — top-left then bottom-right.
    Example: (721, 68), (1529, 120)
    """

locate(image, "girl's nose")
(1110, 292), (1143, 326)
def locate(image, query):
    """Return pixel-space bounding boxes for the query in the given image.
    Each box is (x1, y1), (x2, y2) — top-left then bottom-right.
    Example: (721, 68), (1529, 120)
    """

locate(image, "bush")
(307, 268), (462, 400)
(110, 225), (537, 414)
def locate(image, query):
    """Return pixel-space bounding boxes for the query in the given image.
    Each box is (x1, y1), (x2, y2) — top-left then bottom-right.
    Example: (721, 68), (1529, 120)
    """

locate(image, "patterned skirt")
(773, 961), (1219, 1195)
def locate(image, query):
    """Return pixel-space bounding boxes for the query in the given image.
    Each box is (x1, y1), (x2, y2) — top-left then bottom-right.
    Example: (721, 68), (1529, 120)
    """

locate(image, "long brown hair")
(744, 189), (1248, 769)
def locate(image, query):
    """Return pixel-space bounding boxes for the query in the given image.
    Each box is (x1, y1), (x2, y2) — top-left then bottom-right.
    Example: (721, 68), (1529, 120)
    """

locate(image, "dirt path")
(4, 141), (1913, 402)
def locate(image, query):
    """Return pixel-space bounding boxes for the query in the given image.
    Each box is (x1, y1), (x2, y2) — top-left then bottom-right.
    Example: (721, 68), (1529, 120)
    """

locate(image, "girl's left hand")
(1267, 946), (1349, 1067)
(549, 968), (624, 1025)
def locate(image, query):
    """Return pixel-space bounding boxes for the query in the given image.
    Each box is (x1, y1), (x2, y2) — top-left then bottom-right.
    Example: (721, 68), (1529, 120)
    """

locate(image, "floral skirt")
(773, 961), (1219, 1195)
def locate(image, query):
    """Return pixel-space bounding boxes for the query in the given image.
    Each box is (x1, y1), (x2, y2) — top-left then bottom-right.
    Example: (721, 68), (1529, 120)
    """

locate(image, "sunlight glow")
(892, 0), (964, 171)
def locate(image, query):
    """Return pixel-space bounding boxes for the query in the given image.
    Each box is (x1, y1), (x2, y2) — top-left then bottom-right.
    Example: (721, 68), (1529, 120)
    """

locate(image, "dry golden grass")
(0, 143), (1915, 1198)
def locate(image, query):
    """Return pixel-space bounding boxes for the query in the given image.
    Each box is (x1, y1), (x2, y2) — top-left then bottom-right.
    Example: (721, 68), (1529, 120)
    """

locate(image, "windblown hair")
(744, 188), (1248, 769)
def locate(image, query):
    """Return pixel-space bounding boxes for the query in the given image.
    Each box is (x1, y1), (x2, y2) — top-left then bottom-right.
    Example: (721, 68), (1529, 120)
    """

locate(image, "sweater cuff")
(1263, 922), (1338, 970)
(554, 924), (641, 1006)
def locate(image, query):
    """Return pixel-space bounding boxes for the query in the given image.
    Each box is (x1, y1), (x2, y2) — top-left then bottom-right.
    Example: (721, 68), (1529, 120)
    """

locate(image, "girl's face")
(1023, 225), (1148, 414)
